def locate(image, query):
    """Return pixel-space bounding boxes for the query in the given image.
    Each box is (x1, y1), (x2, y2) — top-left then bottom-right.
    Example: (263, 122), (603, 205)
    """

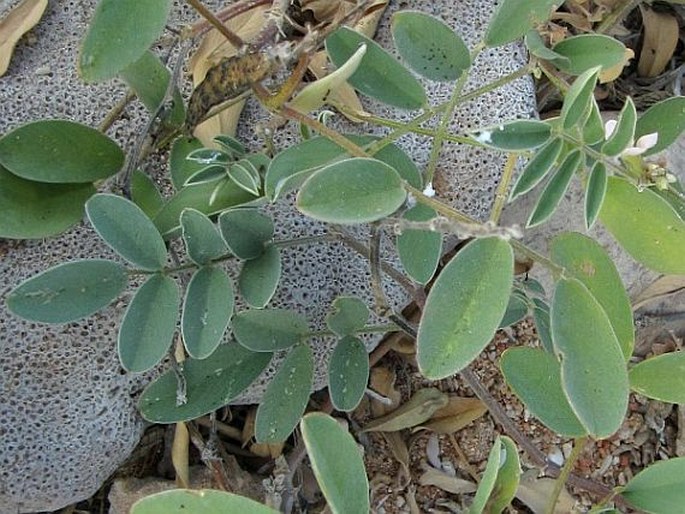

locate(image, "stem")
(489, 153), (517, 224)
(185, 0), (244, 48)
(545, 437), (588, 514)
(188, 0), (271, 39)
(369, 223), (390, 316)
(457, 63), (536, 105)
(306, 323), (400, 339)
(596, 0), (640, 34)
(98, 91), (135, 133)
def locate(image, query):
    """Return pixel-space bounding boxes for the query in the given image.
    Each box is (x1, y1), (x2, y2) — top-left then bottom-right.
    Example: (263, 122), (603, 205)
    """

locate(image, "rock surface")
(0, 0), (535, 511)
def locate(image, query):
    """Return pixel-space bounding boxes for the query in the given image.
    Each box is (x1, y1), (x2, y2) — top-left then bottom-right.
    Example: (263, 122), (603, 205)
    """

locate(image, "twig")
(185, 0), (244, 48)
(98, 91), (135, 133)
(189, 0), (272, 39)
(369, 223), (390, 316)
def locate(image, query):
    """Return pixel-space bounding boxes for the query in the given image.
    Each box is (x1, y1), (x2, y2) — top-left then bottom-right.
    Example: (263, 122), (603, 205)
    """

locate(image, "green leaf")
(7, 260), (127, 323)
(499, 291), (529, 328)
(397, 204), (443, 284)
(326, 27), (426, 110)
(551, 232), (634, 360)
(473, 120), (551, 151)
(180, 208), (228, 265)
(634, 96), (685, 156)
(583, 99), (605, 145)
(469, 437), (504, 513)
(79, 0), (174, 82)
(600, 177), (685, 274)
(328, 336), (369, 412)
(86, 193), (168, 271)
(500, 347), (586, 437)
(131, 170), (165, 218)
(532, 298), (554, 354)
(326, 296), (370, 337)
(183, 165), (225, 187)
(561, 67), (600, 130)
(486, 436), (521, 513)
(620, 457), (685, 513)
(527, 149), (583, 228)
(296, 158), (406, 224)
(510, 137), (563, 200)
(524, 30), (570, 67)
(131, 489), (279, 514)
(170, 137), (205, 190)
(218, 209), (273, 260)
(119, 50), (185, 127)
(256, 344), (313, 443)
(182, 267), (234, 360)
(138, 343), (271, 423)
(485, 0), (561, 47)
(213, 134), (246, 159)
(629, 352), (685, 404)
(551, 278), (629, 438)
(119, 274), (180, 373)
(226, 160), (260, 196)
(239, 245), (281, 308)
(417, 237), (514, 379)
(301, 413), (370, 514)
(584, 161), (607, 230)
(391, 11), (470, 82)
(0, 120), (123, 183)
(233, 309), (308, 352)
(0, 165), (94, 239)
(552, 34), (628, 75)
(602, 97), (637, 157)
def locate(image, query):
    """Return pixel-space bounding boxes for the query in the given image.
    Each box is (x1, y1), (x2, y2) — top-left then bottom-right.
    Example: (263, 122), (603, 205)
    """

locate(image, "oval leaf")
(552, 34), (628, 75)
(296, 158), (406, 224)
(326, 296), (370, 337)
(131, 170), (165, 218)
(584, 161), (607, 230)
(600, 177), (685, 274)
(561, 67), (600, 130)
(233, 308), (308, 352)
(302, 412), (370, 514)
(510, 137), (563, 200)
(391, 11), (470, 82)
(79, 0), (174, 82)
(485, 0), (561, 47)
(256, 344), (314, 443)
(0, 120), (123, 183)
(635, 96), (685, 156)
(328, 336), (369, 412)
(397, 204), (443, 284)
(629, 352), (685, 404)
(551, 278), (629, 438)
(7, 260), (127, 323)
(86, 193), (168, 271)
(238, 245), (281, 308)
(325, 27), (426, 110)
(417, 237), (514, 379)
(602, 97), (637, 157)
(473, 120), (551, 151)
(620, 457), (685, 512)
(0, 165), (94, 239)
(132, 489), (278, 514)
(119, 274), (180, 372)
(138, 343), (272, 423)
(218, 208), (274, 260)
(551, 232), (634, 360)
(180, 208), (228, 265)
(182, 267), (234, 359)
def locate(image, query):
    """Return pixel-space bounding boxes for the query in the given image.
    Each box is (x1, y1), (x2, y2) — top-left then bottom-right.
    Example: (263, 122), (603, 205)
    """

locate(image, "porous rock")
(0, 0), (535, 511)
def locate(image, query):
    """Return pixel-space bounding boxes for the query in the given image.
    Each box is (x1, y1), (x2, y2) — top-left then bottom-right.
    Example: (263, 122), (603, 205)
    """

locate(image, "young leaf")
(629, 352), (685, 404)
(561, 67), (600, 130)
(472, 120), (551, 151)
(218, 209), (274, 260)
(485, 0), (561, 47)
(7, 260), (127, 323)
(0, 120), (123, 183)
(302, 413), (370, 514)
(600, 177), (685, 274)
(296, 158), (406, 224)
(551, 278), (629, 438)
(182, 267), (234, 359)
(213, 134), (246, 159)
(233, 309), (308, 352)
(532, 298), (554, 353)
(79, 0), (174, 82)
(86, 193), (168, 271)
(498, 291), (529, 328)
(391, 11), (470, 82)
(524, 30), (570, 67)
(0, 165), (94, 239)
(552, 34), (628, 75)
(485, 436), (521, 513)
(583, 99), (605, 145)
(500, 347), (586, 437)
(510, 137), (563, 200)
(256, 344), (314, 443)
(328, 336), (369, 412)
(396, 204), (442, 284)
(634, 96), (685, 156)
(527, 149), (583, 227)
(131, 489), (279, 514)
(131, 170), (165, 218)
(551, 232), (634, 359)
(326, 27), (426, 110)
(183, 165), (226, 187)
(239, 245), (281, 308)
(180, 208), (227, 265)
(584, 162), (607, 230)
(417, 237), (514, 380)
(170, 137), (205, 190)
(226, 161), (260, 196)
(139, 343), (272, 423)
(620, 457), (685, 512)
(602, 97), (637, 157)
(326, 296), (370, 337)
(119, 274), (180, 373)
(469, 437), (504, 513)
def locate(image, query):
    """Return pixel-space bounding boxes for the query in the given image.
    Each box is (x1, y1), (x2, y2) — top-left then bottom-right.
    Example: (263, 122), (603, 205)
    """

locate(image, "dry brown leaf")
(598, 46), (633, 83)
(242, 407), (258, 446)
(414, 396), (487, 435)
(419, 467), (477, 494)
(638, 5), (679, 78)
(381, 431), (411, 478)
(172, 422), (190, 488)
(0, 0), (48, 77)
(362, 388), (448, 433)
(515, 469), (577, 513)
(369, 366), (402, 417)
(633, 275), (685, 311)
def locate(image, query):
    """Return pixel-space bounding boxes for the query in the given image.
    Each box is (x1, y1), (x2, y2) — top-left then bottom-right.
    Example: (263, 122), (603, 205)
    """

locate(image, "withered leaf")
(638, 5), (679, 78)
(515, 469), (576, 514)
(632, 275), (685, 311)
(0, 0), (48, 77)
(413, 396), (487, 435)
(419, 467), (476, 494)
(362, 388), (448, 433)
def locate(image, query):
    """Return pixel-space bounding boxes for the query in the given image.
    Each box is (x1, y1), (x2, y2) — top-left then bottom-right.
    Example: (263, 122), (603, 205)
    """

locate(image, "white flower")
(604, 120), (658, 156)
(423, 182), (436, 197)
